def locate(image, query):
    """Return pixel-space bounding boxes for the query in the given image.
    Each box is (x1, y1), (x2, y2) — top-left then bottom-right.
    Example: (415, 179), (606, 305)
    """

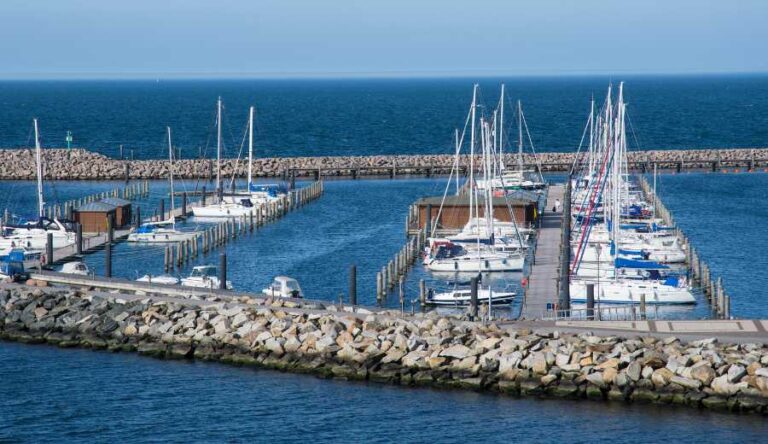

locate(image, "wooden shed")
(411, 192), (539, 234)
(101, 197), (132, 227)
(73, 202), (117, 233)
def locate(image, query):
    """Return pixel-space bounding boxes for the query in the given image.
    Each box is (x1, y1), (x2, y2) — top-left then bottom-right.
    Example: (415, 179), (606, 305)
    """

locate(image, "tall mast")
(499, 84), (505, 170)
(454, 128), (460, 195)
(517, 100), (523, 174)
(216, 96), (222, 193)
(588, 96), (595, 177)
(469, 85), (478, 229)
(167, 126), (175, 215)
(248, 105), (254, 191)
(34, 118), (44, 218)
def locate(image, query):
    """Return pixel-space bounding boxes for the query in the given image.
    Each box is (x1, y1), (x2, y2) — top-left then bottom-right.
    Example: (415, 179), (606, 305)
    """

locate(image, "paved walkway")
(520, 185), (564, 319)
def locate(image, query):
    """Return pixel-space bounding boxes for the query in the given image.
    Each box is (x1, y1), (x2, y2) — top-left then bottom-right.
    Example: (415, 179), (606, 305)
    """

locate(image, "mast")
(588, 96), (595, 177)
(499, 84), (505, 170)
(248, 105), (254, 191)
(216, 97), (222, 193)
(454, 129), (460, 195)
(517, 100), (523, 174)
(167, 127), (175, 215)
(34, 118), (44, 218)
(469, 85), (478, 231)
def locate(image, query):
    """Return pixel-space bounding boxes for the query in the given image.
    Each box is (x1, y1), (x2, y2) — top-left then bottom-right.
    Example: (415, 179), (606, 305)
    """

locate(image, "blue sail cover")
(615, 257), (669, 270)
(249, 184), (287, 196)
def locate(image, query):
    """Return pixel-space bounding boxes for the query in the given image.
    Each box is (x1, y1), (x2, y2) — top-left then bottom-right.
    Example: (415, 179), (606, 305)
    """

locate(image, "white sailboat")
(425, 86), (525, 273)
(128, 127), (200, 243)
(192, 99), (259, 218)
(569, 83), (694, 305)
(0, 119), (75, 251)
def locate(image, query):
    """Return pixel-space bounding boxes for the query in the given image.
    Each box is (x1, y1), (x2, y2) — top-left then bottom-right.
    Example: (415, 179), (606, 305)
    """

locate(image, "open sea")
(0, 75), (767, 158)
(1, 77), (768, 442)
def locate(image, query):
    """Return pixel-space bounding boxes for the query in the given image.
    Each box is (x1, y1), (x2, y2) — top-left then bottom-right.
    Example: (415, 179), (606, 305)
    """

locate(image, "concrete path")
(520, 185), (564, 319)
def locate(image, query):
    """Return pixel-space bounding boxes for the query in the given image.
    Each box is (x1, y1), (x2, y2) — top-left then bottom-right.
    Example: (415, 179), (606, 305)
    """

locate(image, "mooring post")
(201, 186), (207, 206)
(105, 240), (112, 278)
(45, 233), (53, 268)
(208, 160), (214, 182)
(470, 276), (479, 320)
(182, 192), (187, 216)
(75, 223), (83, 255)
(349, 265), (357, 306)
(107, 213), (114, 244)
(134, 206), (141, 229)
(586, 283), (595, 320)
(219, 253), (227, 290)
(158, 199), (165, 222)
(419, 279), (426, 307)
(124, 163), (130, 183)
(398, 275), (405, 313)
(640, 293), (647, 320)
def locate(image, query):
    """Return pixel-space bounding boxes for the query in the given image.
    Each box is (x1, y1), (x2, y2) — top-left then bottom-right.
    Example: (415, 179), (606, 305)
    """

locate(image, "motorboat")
(426, 287), (516, 306)
(262, 276), (303, 298)
(180, 265), (232, 289)
(59, 261), (90, 275)
(136, 274), (181, 285)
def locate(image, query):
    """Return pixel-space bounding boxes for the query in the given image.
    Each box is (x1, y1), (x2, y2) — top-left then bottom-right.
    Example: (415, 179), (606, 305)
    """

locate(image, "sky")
(0, 0), (766, 78)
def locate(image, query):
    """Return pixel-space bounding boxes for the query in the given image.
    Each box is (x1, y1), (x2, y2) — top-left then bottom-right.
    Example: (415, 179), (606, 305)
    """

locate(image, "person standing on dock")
(553, 198), (561, 213)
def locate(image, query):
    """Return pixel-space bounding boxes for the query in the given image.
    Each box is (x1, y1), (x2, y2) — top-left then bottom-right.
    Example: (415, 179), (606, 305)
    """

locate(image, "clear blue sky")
(1, 0), (766, 78)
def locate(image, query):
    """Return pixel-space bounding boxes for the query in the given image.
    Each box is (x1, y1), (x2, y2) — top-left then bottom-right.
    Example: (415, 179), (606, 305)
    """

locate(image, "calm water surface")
(1, 75), (767, 158)
(1, 172), (766, 442)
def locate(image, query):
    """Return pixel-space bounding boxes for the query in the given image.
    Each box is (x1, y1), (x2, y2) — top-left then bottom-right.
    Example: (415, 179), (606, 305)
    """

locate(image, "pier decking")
(520, 184), (564, 319)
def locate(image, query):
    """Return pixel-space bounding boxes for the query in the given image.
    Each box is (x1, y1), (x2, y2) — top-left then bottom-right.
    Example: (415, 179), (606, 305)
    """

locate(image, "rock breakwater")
(0, 147), (766, 180)
(2, 285), (767, 413)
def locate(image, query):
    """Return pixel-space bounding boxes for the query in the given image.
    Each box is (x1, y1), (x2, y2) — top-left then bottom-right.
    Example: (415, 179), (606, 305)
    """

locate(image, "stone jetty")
(0, 147), (766, 180)
(2, 284), (767, 414)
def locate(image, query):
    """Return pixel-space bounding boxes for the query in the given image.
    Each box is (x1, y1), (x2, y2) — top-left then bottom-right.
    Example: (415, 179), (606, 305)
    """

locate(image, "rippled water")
(1, 75), (767, 158)
(1, 172), (767, 441)
(1, 342), (766, 443)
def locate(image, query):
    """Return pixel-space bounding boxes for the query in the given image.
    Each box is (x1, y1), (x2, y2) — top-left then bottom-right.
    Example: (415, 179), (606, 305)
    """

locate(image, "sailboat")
(568, 83), (694, 305)
(425, 86), (525, 273)
(221, 105), (287, 206)
(128, 127), (200, 243)
(475, 87), (546, 193)
(192, 98), (260, 218)
(0, 119), (75, 251)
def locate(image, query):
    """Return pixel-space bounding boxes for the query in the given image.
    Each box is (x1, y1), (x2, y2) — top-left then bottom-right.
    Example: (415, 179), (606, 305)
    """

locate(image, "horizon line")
(0, 68), (766, 81)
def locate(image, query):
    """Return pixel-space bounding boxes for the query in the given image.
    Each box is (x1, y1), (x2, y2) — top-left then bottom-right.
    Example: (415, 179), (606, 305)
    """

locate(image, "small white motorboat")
(136, 274), (181, 285)
(60, 261), (90, 275)
(426, 287), (516, 306)
(180, 265), (232, 289)
(127, 218), (199, 243)
(262, 276), (303, 298)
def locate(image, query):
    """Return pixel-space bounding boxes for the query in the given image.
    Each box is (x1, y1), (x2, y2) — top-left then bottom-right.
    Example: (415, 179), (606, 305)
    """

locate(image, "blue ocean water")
(1, 341), (766, 444)
(1, 75), (767, 159)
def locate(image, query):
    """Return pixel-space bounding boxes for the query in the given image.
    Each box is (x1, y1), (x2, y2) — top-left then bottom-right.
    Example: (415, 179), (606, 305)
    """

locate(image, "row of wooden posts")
(163, 181), (324, 272)
(638, 176), (731, 319)
(375, 227), (426, 308)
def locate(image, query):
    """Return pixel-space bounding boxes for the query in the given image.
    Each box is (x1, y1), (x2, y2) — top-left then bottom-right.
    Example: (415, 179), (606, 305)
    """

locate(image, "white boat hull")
(427, 288), (516, 306)
(128, 230), (199, 243)
(426, 254), (524, 272)
(569, 279), (695, 305)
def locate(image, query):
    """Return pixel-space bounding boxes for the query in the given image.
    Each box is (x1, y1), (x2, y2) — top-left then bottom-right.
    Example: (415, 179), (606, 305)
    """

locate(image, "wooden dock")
(520, 184), (564, 319)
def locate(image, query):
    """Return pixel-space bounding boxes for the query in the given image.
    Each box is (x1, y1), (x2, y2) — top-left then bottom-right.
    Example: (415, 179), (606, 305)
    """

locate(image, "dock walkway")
(520, 185), (564, 319)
